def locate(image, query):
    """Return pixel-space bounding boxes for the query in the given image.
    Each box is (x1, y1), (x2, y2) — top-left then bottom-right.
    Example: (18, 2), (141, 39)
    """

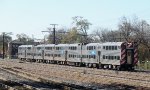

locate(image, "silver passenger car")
(18, 45), (34, 60)
(100, 42), (122, 68)
(83, 43), (102, 67)
(34, 44), (45, 62)
(44, 44), (55, 63)
(54, 44), (68, 64)
(67, 43), (83, 66)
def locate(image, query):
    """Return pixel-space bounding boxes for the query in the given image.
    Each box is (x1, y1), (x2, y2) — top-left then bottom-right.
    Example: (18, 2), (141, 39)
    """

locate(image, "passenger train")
(18, 42), (138, 70)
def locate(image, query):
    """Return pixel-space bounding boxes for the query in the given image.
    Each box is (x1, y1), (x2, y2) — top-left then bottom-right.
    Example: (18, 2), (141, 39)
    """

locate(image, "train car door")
(97, 51), (101, 63)
(126, 49), (134, 64)
(24, 49), (26, 59)
(65, 50), (68, 64)
(42, 50), (44, 60)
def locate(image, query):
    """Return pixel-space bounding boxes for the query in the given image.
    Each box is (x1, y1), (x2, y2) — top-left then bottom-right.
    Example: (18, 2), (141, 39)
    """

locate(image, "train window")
(91, 55), (93, 58)
(117, 56), (120, 60)
(108, 56), (111, 59)
(109, 46), (111, 50)
(82, 55), (84, 58)
(89, 46), (91, 50)
(110, 56), (114, 60)
(56, 47), (58, 50)
(27, 47), (31, 50)
(90, 55), (93, 58)
(89, 55), (90, 58)
(106, 56), (108, 59)
(90, 46), (92, 50)
(103, 46), (105, 49)
(58, 54), (61, 57)
(71, 54), (72, 57)
(112, 46), (114, 50)
(45, 47), (48, 50)
(69, 54), (70, 58)
(84, 55), (87, 58)
(48, 54), (50, 57)
(114, 56), (116, 59)
(75, 47), (77, 50)
(115, 46), (117, 50)
(103, 55), (105, 59)
(106, 46), (108, 50)
(45, 47), (52, 50)
(94, 46), (96, 49)
(74, 55), (76, 58)
(93, 55), (96, 59)
(37, 47), (41, 50)
(111, 56), (114, 60)
(118, 46), (121, 49)
(85, 55), (87, 58)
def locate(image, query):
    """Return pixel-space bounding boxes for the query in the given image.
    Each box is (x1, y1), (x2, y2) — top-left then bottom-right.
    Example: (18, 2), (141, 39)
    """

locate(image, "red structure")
(120, 42), (138, 70)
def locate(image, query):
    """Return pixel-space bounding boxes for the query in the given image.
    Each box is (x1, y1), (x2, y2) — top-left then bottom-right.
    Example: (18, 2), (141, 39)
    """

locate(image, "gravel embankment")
(0, 59), (150, 89)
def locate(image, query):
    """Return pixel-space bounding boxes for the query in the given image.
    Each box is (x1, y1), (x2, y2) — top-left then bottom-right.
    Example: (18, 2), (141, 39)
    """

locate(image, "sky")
(0, 0), (150, 40)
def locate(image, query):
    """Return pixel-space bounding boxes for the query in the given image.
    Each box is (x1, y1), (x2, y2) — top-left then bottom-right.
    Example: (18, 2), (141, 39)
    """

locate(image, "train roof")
(19, 45), (34, 47)
(86, 43), (102, 46)
(69, 43), (79, 46)
(55, 44), (69, 47)
(35, 44), (45, 47)
(44, 44), (55, 47)
(102, 42), (123, 46)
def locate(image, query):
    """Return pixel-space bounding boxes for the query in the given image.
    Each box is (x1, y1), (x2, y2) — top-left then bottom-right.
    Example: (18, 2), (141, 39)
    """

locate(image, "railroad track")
(0, 59), (150, 89)
(39, 63), (150, 85)
(0, 68), (62, 90)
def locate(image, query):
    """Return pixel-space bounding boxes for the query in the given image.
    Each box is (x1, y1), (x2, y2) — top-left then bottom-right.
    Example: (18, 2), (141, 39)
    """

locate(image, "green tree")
(72, 16), (92, 43)
(16, 33), (34, 44)
(0, 33), (12, 54)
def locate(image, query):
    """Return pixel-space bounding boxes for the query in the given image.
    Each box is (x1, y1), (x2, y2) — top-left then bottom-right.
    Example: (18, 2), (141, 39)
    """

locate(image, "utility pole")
(50, 24), (58, 44)
(1, 32), (12, 59)
(41, 24), (58, 44)
(2, 33), (5, 59)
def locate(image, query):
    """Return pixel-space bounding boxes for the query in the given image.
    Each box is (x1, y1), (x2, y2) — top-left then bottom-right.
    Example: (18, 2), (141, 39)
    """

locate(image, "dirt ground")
(0, 59), (150, 90)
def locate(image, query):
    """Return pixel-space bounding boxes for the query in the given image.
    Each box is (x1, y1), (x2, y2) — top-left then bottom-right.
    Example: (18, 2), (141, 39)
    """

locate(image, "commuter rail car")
(18, 42), (138, 70)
